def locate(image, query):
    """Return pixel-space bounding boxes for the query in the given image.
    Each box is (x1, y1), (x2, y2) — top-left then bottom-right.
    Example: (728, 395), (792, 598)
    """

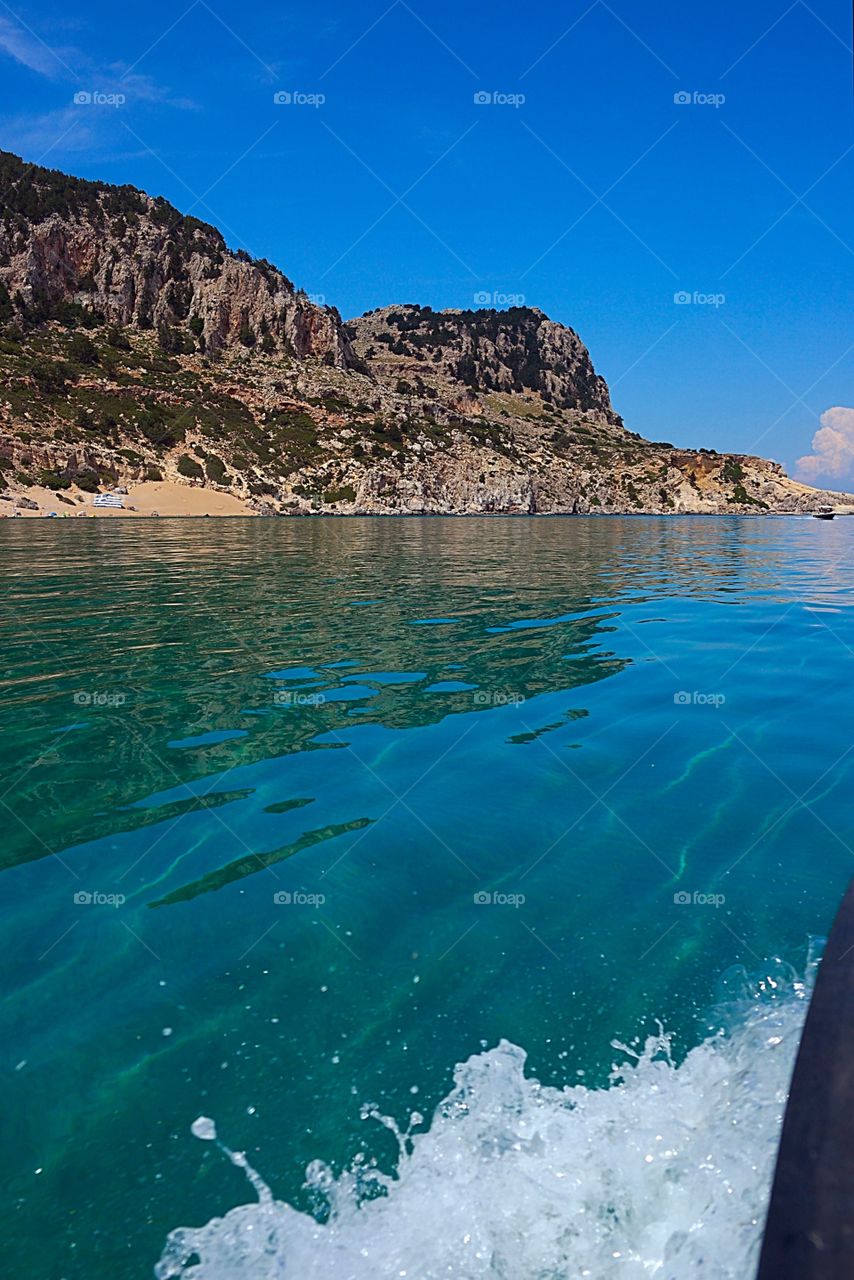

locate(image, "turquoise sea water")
(1, 517), (852, 1278)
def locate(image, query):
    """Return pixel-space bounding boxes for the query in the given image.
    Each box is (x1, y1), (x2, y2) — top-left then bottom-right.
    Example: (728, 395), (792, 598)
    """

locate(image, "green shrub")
(29, 358), (74, 394)
(68, 332), (99, 365)
(205, 454), (227, 483)
(323, 484), (356, 505)
(38, 469), (71, 490)
(138, 407), (184, 449)
(105, 326), (131, 351)
(177, 454), (204, 480)
(726, 482), (767, 509)
(0, 281), (12, 324)
(54, 300), (100, 329)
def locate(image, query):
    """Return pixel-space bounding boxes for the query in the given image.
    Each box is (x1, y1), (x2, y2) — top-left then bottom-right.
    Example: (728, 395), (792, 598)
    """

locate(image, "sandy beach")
(0, 481), (256, 518)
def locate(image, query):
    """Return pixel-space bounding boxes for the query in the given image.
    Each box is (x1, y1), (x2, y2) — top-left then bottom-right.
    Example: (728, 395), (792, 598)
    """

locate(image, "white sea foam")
(157, 953), (817, 1280)
(190, 1117), (217, 1142)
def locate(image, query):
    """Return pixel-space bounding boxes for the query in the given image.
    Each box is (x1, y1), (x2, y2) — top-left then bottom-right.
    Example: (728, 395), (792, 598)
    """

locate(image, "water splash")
(157, 950), (818, 1280)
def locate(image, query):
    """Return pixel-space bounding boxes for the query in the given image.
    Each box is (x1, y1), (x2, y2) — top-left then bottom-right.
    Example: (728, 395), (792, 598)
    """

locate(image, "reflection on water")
(0, 518), (634, 869)
(0, 516), (839, 871)
(1, 516), (853, 1280)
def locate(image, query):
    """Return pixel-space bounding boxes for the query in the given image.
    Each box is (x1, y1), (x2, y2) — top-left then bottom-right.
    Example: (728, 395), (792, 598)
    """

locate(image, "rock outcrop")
(1, 148), (851, 517)
(0, 150), (349, 365)
(348, 304), (617, 419)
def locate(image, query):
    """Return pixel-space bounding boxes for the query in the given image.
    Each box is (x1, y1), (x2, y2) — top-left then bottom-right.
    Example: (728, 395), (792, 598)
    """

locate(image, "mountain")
(348, 304), (618, 419)
(0, 150), (347, 364)
(0, 149), (847, 516)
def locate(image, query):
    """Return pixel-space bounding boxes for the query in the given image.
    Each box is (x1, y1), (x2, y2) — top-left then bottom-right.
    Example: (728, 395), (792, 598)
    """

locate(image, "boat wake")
(156, 951), (818, 1280)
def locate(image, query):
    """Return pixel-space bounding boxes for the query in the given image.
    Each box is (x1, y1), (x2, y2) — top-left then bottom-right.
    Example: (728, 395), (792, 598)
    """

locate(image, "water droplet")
(191, 1116), (216, 1142)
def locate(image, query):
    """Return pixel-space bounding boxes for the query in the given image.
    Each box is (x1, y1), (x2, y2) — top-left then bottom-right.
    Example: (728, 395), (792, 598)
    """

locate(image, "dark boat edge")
(757, 878), (854, 1278)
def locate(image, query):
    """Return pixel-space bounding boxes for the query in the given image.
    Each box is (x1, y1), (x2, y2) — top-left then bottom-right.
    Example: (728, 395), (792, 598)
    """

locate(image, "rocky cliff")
(0, 150), (349, 364)
(348, 304), (617, 419)
(0, 149), (849, 517)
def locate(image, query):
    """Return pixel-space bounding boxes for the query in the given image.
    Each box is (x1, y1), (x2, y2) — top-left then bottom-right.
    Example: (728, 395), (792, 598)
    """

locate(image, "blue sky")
(0, 0), (851, 478)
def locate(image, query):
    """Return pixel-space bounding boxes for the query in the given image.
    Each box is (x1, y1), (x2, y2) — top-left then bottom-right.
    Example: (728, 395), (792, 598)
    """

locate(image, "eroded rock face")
(335, 437), (852, 516)
(353, 446), (538, 515)
(0, 151), (349, 365)
(1, 149), (852, 518)
(348, 304), (617, 419)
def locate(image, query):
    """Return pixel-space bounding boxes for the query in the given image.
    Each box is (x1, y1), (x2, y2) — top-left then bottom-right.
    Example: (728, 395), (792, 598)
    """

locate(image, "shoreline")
(0, 480), (255, 518)
(2, 479), (852, 521)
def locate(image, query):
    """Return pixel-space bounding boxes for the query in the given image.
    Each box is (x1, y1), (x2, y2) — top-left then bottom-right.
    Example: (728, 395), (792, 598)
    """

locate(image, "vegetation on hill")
(0, 151), (841, 515)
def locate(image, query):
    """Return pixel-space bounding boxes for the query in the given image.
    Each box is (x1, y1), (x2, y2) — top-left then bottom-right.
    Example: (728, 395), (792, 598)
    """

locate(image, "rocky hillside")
(0, 150), (348, 365)
(348, 304), (617, 419)
(0, 150), (848, 517)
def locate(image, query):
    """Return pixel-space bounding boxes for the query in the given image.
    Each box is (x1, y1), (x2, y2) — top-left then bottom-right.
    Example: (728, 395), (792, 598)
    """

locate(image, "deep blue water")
(0, 516), (851, 1277)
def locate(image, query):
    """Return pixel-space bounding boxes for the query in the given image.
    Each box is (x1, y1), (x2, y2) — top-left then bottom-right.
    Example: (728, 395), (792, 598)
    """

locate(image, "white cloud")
(112, 71), (199, 111)
(0, 107), (98, 160)
(0, 15), (71, 78)
(796, 407), (854, 481)
(0, 18), (197, 109)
